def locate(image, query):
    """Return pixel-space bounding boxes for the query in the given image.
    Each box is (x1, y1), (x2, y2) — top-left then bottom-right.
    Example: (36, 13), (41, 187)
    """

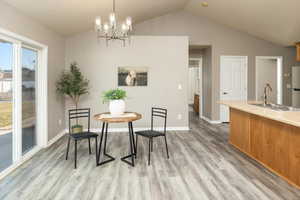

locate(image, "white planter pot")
(109, 100), (125, 116)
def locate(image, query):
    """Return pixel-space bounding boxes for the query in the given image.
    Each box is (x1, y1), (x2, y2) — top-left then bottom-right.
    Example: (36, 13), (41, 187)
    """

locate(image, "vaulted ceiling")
(185, 0), (300, 46)
(2, 0), (300, 46)
(1, 0), (188, 36)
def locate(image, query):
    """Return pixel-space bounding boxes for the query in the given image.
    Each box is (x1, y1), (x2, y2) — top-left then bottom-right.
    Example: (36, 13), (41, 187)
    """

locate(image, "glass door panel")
(0, 40), (13, 172)
(21, 47), (37, 154)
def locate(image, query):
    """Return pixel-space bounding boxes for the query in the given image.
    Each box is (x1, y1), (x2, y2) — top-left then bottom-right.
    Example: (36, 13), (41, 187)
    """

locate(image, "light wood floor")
(1, 112), (300, 200)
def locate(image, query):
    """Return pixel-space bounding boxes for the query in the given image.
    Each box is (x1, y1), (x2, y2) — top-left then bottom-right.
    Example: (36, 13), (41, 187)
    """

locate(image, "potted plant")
(56, 62), (89, 133)
(103, 89), (127, 116)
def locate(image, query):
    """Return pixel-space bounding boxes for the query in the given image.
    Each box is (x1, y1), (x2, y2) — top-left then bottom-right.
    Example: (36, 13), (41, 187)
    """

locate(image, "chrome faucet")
(263, 83), (272, 106)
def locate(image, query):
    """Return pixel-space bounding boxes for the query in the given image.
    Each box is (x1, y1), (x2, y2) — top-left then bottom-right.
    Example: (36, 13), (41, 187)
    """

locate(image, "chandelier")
(94, 0), (132, 46)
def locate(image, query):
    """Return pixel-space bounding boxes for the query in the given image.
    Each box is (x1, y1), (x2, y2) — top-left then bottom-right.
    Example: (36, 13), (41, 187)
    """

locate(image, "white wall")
(0, 1), (66, 140)
(202, 47), (212, 118)
(66, 34), (189, 129)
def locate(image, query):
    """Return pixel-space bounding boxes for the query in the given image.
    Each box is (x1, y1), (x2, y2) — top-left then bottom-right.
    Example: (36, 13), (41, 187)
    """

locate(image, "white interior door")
(220, 56), (247, 122)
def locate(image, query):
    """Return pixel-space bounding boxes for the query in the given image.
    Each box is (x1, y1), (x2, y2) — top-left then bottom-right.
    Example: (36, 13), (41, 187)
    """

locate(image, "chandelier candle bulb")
(95, 16), (102, 31)
(95, 16), (101, 26)
(103, 23), (109, 33)
(122, 23), (127, 33)
(109, 13), (116, 26)
(126, 17), (132, 26)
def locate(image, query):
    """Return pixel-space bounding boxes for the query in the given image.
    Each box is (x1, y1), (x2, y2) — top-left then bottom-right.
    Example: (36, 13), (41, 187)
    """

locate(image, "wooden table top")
(94, 112), (142, 123)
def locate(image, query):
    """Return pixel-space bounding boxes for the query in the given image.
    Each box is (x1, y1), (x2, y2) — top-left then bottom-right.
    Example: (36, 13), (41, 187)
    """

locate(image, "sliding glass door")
(22, 47), (37, 154)
(0, 40), (13, 172)
(0, 33), (41, 173)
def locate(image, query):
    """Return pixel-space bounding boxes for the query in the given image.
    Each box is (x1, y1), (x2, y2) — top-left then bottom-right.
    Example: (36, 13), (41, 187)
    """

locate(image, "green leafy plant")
(102, 88), (127, 103)
(56, 62), (89, 132)
(56, 62), (89, 109)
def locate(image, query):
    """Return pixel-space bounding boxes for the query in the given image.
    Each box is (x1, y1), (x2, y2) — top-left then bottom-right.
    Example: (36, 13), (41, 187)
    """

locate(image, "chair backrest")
(151, 107), (167, 133)
(68, 108), (91, 134)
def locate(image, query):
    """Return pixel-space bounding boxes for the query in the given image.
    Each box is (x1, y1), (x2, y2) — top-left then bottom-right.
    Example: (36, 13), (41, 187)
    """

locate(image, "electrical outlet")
(177, 114), (182, 120)
(58, 119), (62, 125)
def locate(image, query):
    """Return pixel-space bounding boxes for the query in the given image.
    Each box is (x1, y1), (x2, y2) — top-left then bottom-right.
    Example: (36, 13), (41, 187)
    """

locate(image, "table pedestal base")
(97, 122), (136, 167)
(121, 154), (135, 166)
(97, 153), (115, 166)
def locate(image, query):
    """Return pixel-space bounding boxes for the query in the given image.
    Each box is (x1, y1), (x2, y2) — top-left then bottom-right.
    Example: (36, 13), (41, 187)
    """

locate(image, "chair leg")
(95, 137), (98, 165)
(74, 140), (77, 169)
(164, 135), (169, 159)
(148, 138), (151, 165)
(88, 138), (92, 154)
(135, 135), (138, 159)
(66, 136), (70, 160)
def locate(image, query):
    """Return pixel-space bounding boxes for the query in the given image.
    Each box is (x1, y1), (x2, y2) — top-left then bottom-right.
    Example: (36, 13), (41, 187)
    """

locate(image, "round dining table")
(94, 112), (142, 167)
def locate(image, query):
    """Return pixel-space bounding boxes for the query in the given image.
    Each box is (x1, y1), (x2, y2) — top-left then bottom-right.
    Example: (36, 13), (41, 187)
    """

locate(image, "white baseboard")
(47, 130), (66, 148)
(201, 116), (222, 124)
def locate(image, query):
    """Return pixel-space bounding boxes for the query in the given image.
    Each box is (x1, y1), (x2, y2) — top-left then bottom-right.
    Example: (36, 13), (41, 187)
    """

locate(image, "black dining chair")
(135, 107), (169, 165)
(66, 108), (98, 169)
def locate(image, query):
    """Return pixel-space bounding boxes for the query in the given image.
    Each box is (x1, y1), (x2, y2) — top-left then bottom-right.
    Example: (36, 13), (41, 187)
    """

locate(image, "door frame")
(255, 56), (283, 104)
(0, 27), (48, 180)
(189, 57), (203, 118)
(220, 56), (248, 122)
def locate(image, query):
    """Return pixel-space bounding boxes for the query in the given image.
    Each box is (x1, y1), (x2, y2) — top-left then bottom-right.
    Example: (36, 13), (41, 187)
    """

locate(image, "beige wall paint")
(189, 49), (203, 58)
(65, 34), (189, 129)
(202, 47), (212, 119)
(0, 1), (66, 140)
(134, 10), (298, 120)
(256, 58), (278, 103)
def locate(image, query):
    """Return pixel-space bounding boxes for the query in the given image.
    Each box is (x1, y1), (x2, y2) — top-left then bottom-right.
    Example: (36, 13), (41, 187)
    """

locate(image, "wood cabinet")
(250, 115), (263, 160)
(229, 108), (300, 189)
(229, 109), (250, 154)
(261, 118), (289, 176)
(289, 126), (300, 186)
(297, 42), (300, 62)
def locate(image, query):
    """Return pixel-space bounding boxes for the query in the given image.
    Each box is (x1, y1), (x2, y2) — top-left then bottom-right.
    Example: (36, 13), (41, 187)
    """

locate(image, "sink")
(249, 103), (300, 111)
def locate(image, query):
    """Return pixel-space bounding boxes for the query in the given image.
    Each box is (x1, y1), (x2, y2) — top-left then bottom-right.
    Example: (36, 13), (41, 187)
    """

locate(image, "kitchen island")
(220, 101), (300, 189)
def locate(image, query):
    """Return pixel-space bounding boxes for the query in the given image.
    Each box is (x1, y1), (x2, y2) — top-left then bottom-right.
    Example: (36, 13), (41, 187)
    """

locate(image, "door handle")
(223, 92), (228, 95)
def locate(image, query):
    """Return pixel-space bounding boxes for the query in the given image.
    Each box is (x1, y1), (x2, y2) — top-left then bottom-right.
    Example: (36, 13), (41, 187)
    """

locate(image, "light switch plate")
(177, 114), (182, 120)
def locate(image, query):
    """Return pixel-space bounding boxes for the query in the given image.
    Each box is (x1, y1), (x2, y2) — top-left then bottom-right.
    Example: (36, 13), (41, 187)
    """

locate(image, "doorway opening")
(188, 46), (205, 121)
(188, 58), (202, 115)
(255, 56), (283, 104)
